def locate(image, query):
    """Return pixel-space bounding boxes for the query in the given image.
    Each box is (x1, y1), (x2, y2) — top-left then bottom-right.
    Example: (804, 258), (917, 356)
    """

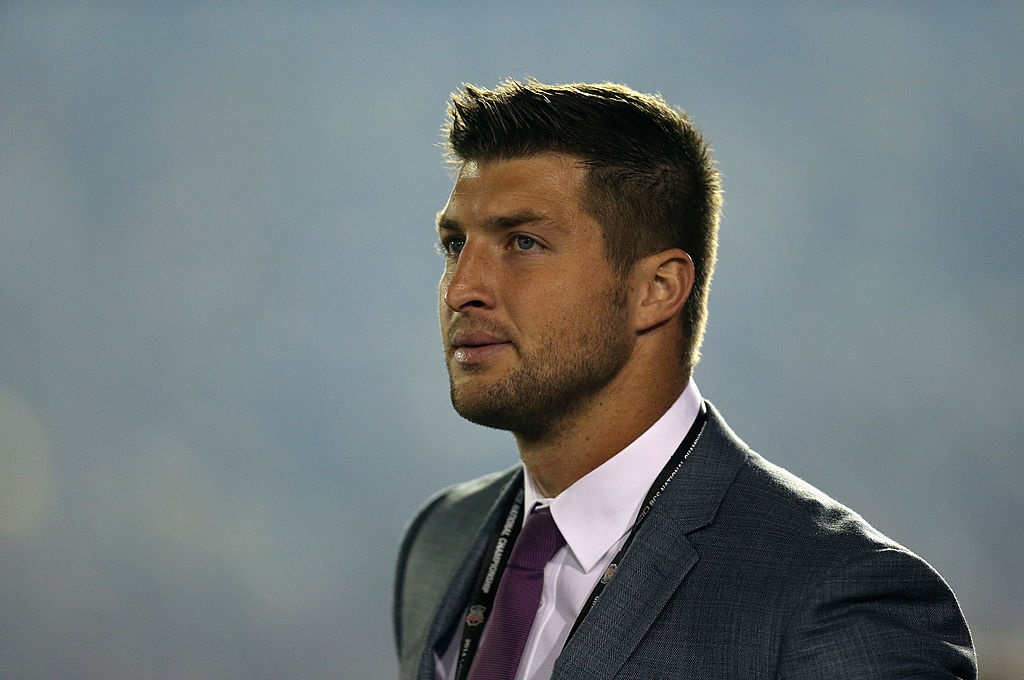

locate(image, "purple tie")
(468, 505), (565, 680)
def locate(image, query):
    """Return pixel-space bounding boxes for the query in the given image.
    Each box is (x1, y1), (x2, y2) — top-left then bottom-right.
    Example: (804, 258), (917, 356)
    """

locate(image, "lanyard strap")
(565, 402), (707, 644)
(452, 403), (708, 680)
(452, 487), (526, 680)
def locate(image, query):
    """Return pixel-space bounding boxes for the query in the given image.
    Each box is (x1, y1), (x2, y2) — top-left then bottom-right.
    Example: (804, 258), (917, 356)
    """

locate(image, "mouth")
(450, 330), (513, 366)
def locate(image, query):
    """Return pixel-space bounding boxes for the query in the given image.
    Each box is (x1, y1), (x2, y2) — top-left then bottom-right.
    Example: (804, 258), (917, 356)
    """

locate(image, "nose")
(441, 242), (496, 312)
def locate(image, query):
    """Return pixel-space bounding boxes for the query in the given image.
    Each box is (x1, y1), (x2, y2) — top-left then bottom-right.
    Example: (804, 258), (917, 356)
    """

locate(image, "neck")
(515, 371), (689, 497)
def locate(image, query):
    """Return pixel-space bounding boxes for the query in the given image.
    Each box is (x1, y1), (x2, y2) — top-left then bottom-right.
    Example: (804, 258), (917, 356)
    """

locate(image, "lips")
(452, 330), (507, 348)
(450, 330), (513, 365)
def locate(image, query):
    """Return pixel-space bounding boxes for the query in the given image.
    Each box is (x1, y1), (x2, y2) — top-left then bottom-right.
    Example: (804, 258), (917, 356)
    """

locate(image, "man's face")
(436, 153), (635, 439)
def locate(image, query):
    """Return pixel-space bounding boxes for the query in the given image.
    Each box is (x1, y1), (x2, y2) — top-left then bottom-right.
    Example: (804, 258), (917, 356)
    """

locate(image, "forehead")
(439, 154), (589, 227)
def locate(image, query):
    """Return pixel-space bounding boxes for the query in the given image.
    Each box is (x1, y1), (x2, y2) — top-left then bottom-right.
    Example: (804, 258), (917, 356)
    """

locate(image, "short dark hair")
(444, 79), (721, 371)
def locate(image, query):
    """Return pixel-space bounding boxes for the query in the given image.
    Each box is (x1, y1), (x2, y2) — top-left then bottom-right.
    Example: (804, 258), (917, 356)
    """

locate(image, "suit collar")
(657, 402), (750, 534)
(537, 382), (704, 573)
(554, 402), (748, 679)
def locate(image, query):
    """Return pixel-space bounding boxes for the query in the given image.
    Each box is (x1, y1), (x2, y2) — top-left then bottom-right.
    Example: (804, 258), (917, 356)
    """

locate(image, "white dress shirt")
(437, 380), (703, 680)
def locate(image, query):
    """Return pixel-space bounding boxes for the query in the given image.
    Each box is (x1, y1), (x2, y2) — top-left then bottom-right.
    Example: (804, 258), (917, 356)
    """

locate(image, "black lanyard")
(452, 487), (526, 680)
(452, 403), (708, 680)
(564, 402), (707, 644)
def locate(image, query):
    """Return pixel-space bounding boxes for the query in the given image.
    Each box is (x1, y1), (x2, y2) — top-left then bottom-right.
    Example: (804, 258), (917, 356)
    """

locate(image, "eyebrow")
(436, 209), (550, 234)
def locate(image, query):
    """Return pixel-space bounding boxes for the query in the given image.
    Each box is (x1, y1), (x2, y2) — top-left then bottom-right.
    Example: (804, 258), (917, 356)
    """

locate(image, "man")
(394, 79), (976, 680)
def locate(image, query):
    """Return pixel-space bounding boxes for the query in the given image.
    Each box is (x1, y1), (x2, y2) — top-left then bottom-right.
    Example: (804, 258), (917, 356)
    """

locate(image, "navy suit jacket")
(394, 403), (976, 679)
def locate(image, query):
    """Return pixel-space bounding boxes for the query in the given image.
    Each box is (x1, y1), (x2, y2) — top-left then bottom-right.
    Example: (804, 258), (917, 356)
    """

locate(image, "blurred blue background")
(1, 3), (1021, 678)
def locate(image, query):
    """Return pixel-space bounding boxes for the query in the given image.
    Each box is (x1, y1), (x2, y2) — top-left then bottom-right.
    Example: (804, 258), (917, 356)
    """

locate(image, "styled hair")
(444, 78), (722, 371)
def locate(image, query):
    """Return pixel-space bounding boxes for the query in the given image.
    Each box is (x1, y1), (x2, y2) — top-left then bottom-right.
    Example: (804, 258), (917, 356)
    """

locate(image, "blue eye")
(515, 235), (537, 251)
(439, 237), (465, 255)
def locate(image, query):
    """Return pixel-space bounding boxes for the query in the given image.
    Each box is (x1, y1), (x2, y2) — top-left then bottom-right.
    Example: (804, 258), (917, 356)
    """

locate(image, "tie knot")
(508, 506), (564, 571)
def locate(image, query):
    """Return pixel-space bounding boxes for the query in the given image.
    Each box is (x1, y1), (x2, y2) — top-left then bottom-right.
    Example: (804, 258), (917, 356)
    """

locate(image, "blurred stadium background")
(1, 4), (1021, 678)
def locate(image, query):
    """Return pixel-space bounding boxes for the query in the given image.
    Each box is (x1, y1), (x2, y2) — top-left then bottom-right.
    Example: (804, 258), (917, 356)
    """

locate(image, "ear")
(631, 248), (694, 333)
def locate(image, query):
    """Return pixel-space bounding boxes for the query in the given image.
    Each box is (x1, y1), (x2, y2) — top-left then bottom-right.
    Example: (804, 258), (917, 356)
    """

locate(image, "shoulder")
(733, 448), (896, 554)
(393, 467), (520, 651)
(692, 403), (963, 608)
(686, 405), (976, 677)
(399, 466), (521, 559)
(694, 403), (903, 565)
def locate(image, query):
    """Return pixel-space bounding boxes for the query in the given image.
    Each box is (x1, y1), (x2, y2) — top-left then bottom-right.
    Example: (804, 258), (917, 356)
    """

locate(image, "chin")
(449, 385), (508, 430)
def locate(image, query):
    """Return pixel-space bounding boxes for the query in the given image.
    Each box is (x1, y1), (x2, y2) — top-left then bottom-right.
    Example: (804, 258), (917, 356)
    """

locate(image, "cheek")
(437, 272), (450, 305)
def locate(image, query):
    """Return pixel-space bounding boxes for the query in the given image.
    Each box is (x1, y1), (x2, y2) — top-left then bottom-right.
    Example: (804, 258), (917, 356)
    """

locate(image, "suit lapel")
(555, 511), (700, 679)
(417, 469), (524, 679)
(554, 404), (747, 679)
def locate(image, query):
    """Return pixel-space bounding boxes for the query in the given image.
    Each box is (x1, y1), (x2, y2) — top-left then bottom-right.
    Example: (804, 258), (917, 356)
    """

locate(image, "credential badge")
(466, 605), (486, 626)
(600, 563), (618, 585)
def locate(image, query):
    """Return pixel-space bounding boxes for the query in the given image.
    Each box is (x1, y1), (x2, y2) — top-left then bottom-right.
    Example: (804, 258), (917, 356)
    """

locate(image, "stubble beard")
(447, 287), (632, 441)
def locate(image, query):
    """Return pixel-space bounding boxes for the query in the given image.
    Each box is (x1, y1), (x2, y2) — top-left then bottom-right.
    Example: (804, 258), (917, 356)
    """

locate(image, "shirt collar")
(524, 379), (703, 573)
